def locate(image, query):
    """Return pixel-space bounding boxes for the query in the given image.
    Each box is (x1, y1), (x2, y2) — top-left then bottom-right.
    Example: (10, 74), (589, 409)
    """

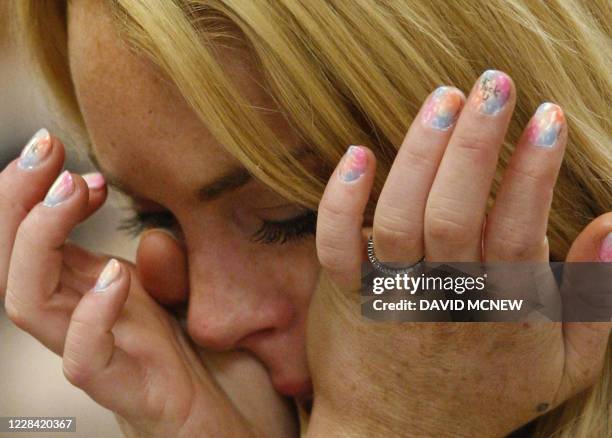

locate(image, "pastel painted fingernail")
(599, 232), (612, 262)
(338, 145), (368, 182)
(94, 259), (121, 292)
(526, 102), (565, 148)
(82, 172), (106, 190)
(43, 171), (75, 207)
(471, 70), (512, 115)
(18, 128), (52, 169)
(422, 86), (465, 130)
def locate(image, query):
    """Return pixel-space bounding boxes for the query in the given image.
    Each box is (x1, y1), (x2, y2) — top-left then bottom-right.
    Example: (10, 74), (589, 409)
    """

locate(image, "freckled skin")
(68, 0), (319, 396)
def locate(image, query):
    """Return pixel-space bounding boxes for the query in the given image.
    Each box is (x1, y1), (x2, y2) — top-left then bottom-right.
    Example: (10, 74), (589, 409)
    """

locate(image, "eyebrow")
(87, 143), (318, 205)
(196, 167), (252, 201)
(87, 148), (253, 203)
(105, 166), (252, 203)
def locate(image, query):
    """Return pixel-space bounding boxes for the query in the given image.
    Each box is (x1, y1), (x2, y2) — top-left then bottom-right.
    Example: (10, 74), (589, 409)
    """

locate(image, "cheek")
(187, 224), (320, 312)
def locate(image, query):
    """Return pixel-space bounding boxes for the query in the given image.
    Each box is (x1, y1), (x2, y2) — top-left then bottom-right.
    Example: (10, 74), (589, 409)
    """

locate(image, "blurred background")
(1, 5), (138, 437)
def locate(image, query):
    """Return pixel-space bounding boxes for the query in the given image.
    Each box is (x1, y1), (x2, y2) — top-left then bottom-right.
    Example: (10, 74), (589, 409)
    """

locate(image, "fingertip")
(469, 69), (515, 116)
(336, 145), (376, 185)
(82, 172), (106, 191)
(81, 172), (108, 217)
(137, 229), (188, 306)
(93, 259), (123, 293)
(566, 212), (612, 262)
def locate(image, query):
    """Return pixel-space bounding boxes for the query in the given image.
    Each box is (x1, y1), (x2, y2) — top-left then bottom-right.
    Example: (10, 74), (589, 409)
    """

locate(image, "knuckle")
(486, 235), (544, 261)
(62, 320), (97, 388)
(374, 217), (421, 259)
(450, 133), (496, 162)
(0, 189), (30, 221)
(62, 355), (93, 388)
(316, 201), (362, 272)
(397, 146), (435, 174)
(318, 200), (356, 228)
(374, 213), (420, 243)
(425, 212), (475, 244)
(451, 132), (492, 152)
(316, 237), (353, 273)
(4, 292), (30, 330)
(15, 210), (56, 250)
(505, 162), (553, 186)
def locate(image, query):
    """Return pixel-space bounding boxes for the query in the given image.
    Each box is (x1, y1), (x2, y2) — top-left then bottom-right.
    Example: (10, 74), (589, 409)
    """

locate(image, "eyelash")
(251, 210), (317, 244)
(118, 209), (317, 245)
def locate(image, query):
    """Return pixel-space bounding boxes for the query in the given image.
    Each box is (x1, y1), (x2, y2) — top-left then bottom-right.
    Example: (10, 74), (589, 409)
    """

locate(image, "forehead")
(66, 0), (294, 205)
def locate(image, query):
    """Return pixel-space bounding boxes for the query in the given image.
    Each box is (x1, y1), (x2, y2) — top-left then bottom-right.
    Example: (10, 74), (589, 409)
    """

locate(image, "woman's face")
(67, 0), (319, 398)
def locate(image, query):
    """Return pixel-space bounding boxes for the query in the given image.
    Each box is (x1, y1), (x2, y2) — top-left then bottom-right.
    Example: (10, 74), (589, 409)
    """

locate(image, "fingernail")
(471, 70), (512, 115)
(526, 102), (565, 148)
(422, 86), (465, 130)
(43, 171), (75, 207)
(18, 128), (52, 169)
(94, 259), (121, 292)
(338, 145), (368, 182)
(599, 232), (612, 262)
(82, 172), (106, 190)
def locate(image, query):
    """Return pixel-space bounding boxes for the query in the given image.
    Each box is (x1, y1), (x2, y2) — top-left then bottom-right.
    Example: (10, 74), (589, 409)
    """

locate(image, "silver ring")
(367, 235), (424, 275)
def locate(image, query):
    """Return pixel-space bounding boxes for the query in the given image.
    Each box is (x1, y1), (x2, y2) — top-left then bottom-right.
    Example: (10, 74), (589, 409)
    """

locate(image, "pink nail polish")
(422, 86), (465, 130)
(526, 102), (565, 148)
(471, 70), (512, 115)
(599, 232), (612, 262)
(83, 172), (106, 190)
(43, 171), (75, 207)
(338, 145), (368, 182)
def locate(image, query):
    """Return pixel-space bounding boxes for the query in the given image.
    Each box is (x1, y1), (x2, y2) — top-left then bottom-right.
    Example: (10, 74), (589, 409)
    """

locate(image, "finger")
(566, 213), (612, 263)
(425, 70), (516, 261)
(485, 103), (567, 261)
(62, 259), (144, 412)
(317, 145), (376, 290)
(0, 129), (64, 296)
(81, 172), (108, 218)
(62, 242), (109, 277)
(556, 213), (612, 402)
(373, 86), (465, 263)
(136, 229), (188, 307)
(5, 171), (91, 347)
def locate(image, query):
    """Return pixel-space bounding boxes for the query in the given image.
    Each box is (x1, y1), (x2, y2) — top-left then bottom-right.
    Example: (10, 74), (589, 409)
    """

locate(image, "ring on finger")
(367, 235), (424, 275)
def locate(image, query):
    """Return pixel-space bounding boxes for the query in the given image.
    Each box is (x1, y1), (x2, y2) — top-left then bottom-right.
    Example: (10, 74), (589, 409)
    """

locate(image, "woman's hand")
(309, 71), (611, 437)
(0, 131), (285, 438)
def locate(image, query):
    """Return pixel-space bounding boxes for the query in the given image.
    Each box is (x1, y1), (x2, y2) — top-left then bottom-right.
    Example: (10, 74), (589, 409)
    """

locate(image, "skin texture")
(1, 0), (609, 436)
(68, 0), (318, 398)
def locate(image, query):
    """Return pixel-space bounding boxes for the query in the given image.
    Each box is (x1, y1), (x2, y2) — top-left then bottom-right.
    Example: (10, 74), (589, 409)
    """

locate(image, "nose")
(185, 251), (295, 352)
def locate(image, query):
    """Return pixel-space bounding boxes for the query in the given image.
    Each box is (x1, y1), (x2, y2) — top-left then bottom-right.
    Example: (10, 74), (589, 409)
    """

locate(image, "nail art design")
(422, 86), (465, 130)
(471, 70), (511, 115)
(18, 128), (51, 169)
(526, 102), (565, 147)
(43, 171), (74, 207)
(338, 145), (367, 182)
(83, 172), (106, 190)
(94, 259), (121, 292)
(599, 232), (612, 262)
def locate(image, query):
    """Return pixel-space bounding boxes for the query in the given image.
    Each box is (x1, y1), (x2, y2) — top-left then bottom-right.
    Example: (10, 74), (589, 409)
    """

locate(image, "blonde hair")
(12, 0), (611, 436)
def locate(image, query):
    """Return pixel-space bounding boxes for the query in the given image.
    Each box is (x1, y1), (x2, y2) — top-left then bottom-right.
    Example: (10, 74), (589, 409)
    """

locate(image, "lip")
(272, 378), (313, 399)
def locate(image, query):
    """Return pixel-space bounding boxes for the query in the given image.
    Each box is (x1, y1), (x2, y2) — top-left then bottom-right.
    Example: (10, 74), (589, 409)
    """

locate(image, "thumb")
(557, 212), (611, 403)
(136, 229), (188, 307)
